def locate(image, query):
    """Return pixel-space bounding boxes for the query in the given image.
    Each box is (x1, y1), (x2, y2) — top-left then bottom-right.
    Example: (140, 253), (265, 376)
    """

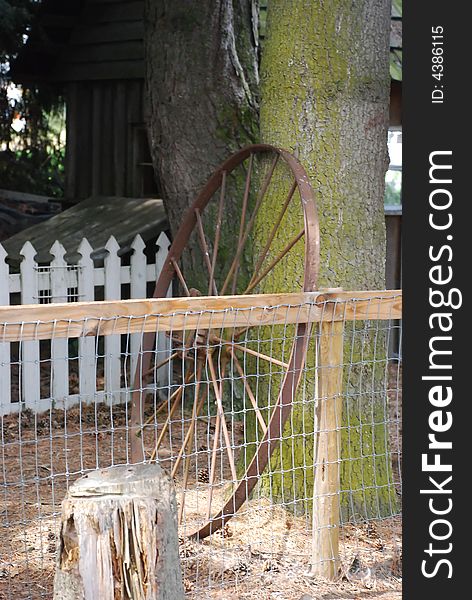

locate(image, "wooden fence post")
(310, 319), (344, 579)
(53, 463), (184, 600)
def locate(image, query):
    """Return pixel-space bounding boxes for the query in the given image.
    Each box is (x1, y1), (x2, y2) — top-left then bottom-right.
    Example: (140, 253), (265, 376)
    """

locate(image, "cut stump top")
(69, 463), (168, 498)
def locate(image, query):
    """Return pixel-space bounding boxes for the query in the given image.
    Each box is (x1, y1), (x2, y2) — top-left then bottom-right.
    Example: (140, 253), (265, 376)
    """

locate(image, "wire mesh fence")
(0, 291), (402, 599)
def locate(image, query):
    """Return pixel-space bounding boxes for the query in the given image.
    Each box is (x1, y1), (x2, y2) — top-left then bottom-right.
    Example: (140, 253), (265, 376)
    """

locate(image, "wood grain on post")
(311, 320), (344, 579)
(53, 464), (184, 600)
(0, 290), (402, 343)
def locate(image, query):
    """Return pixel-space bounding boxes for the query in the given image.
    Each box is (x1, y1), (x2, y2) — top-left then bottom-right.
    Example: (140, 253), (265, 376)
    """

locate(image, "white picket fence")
(0, 232), (172, 415)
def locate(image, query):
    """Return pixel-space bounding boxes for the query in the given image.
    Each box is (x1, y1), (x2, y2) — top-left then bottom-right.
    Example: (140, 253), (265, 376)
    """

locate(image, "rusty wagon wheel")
(130, 144), (320, 539)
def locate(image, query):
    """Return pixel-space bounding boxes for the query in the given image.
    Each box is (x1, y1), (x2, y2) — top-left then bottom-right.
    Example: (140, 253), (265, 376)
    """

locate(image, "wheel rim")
(130, 144), (320, 539)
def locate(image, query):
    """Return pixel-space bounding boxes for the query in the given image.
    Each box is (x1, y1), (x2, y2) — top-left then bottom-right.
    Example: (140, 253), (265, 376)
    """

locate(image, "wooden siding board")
(50, 59), (144, 81)
(65, 79), (144, 199)
(126, 80), (143, 196)
(14, 1), (145, 83)
(69, 21), (143, 45)
(101, 83), (114, 195)
(64, 41), (143, 64)
(81, 0), (143, 24)
(40, 14), (77, 28)
(66, 83), (93, 200)
(88, 0), (133, 4)
(114, 81), (127, 196)
(91, 83), (103, 196)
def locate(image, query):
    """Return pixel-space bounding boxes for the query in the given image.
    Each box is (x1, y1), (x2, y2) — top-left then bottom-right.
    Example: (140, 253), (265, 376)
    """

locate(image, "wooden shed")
(12, 0), (156, 202)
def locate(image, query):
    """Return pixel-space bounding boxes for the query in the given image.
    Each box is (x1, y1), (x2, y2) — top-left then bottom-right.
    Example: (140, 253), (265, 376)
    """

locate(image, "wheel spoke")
(195, 208), (218, 295)
(177, 362), (205, 524)
(167, 328), (198, 355)
(231, 153), (254, 293)
(165, 334), (186, 349)
(220, 153), (280, 295)
(244, 228), (305, 294)
(149, 368), (195, 460)
(233, 324), (252, 339)
(206, 357), (228, 519)
(142, 350), (180, 379)
(208, 170), (226, 295)
(171, 258), (191, 297)
(207, 354), (237, 482)
(249, 179), (298, 287)
(172, 362), (204, 479)
(206, 409), (221, 518)
(141, 383), (185, 427)
(142, 328), (198, 432)
(215, 336), (289, 369)
(230, 350), (267, 435)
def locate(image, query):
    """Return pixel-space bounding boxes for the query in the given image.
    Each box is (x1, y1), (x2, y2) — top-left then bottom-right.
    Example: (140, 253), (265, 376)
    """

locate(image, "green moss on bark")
(249, 0), (396, 519)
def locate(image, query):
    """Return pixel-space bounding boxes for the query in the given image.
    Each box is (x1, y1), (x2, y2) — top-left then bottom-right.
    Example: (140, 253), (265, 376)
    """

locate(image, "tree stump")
(53, 463), (184, 600)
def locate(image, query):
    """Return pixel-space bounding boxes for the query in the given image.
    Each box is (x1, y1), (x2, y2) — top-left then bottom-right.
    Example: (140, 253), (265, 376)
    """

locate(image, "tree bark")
(256, 0), (394, 519)
(53, 464), (184, 600)
(144, 0), (260, 288)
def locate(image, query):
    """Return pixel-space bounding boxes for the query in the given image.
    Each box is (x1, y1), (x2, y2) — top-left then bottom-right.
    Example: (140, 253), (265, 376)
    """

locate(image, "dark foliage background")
(0, 0), (65, 197)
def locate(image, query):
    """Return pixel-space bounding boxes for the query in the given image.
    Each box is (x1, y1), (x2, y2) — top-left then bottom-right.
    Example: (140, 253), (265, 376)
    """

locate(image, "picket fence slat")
(0, 232), (171, 415)
(155, 231), (171, 387)
(104, 236), (122, 405)
(20, 241), (41, 411)
(50, 241), (70, 404)
(130, 235), (147, 396)
(78, 238), (96, 405)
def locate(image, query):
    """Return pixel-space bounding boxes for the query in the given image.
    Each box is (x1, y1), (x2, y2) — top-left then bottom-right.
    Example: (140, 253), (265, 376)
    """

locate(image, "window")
(385, 129), (402, 206)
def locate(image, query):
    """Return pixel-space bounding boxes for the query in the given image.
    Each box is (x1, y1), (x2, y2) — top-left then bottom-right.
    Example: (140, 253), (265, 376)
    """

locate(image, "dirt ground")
(1, 365), (401, 600)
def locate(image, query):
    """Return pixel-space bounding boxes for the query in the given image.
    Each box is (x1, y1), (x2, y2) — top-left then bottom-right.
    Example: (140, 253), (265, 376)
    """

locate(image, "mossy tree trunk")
(256, 0), (394, 519)
(144, 0), (260, 288)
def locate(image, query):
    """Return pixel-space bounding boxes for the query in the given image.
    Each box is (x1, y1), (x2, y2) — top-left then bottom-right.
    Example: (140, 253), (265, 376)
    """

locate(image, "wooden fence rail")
(0, 290), (402, 343)
(0, 289), (401, 416)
